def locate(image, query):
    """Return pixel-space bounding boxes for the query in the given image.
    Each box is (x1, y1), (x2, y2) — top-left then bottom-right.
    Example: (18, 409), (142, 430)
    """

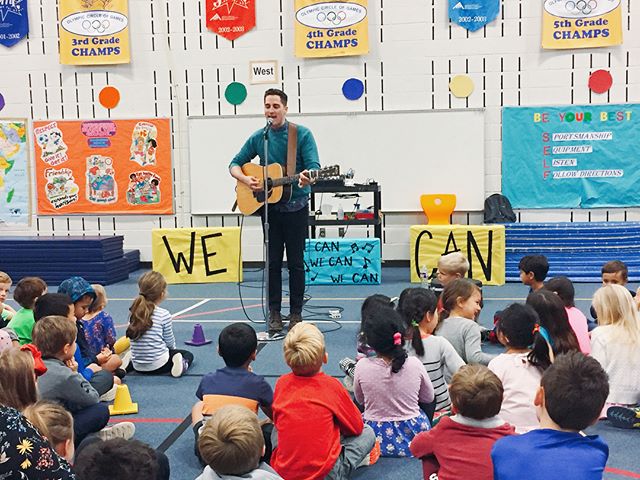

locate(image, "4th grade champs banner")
(295, 0), (368, 58)
(502, 104), (639, 209)
(33, 119), (173, 215)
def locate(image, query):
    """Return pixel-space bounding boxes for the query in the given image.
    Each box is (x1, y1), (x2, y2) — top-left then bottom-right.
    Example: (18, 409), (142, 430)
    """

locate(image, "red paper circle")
(588, 70), (613, 94)
(99, 86), (121, 109)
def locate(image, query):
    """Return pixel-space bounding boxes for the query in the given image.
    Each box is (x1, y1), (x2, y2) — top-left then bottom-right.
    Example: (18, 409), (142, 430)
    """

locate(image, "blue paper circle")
(342, 78), (364, 100)
(0, 93), (5, 112)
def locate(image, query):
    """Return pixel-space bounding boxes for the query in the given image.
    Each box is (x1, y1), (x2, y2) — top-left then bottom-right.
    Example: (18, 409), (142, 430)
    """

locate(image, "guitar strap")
(286, 122), (298, 176)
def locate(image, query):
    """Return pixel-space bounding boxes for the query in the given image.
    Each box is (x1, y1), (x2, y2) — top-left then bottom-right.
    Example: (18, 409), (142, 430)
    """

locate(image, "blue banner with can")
(304, 238), (381, 285)
(502, 104), (640, 209)
(0, 0), (28, 47)
(449, 0), (499, 32)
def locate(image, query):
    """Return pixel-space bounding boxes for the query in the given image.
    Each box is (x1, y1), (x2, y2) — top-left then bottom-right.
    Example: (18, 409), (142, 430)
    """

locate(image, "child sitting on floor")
(518, 255), (549, 292)
(488, 303), (543, 433)
(271, 322), (375, 479)
(591, 284), (640, 428)
(23, 400), (75, 463)
(83, 284), (118, 358)
(492, 352), (609, 480)
(400, 287), (465, 416)
(7, 276), (47, 344)
(0, 271), (15, 326)
(544, 276), (591, 354)
(436, 279), (494, 365)
(192, 323), (274, 463)
(354, 306), (434, 457)
(410, 364), (515, 480)
(197, 405), (283, 480)
(126, 271), (193, 377)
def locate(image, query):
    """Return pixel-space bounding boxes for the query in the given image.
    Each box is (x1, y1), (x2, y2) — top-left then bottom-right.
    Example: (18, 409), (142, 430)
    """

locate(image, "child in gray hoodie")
(196, 405), (282, 480)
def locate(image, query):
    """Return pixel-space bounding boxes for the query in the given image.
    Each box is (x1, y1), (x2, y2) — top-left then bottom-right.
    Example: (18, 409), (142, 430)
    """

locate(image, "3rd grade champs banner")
(294, 0), (368, 58)
(59, 0), (131, 65)
(542, 0), (622, 49)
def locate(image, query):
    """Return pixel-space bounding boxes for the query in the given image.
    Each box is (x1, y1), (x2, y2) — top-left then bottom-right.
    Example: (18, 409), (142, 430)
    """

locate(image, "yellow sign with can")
(59, 0), (131, 65)
(542, 0), (622, 49)
(294, 0), (369, 58)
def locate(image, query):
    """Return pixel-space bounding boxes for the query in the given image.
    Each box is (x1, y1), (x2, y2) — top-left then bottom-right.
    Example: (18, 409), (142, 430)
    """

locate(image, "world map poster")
(0, 120), (30, 225)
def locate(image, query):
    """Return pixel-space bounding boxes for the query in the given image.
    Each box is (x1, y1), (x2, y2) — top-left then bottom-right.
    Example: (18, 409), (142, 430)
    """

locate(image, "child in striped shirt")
(126, 271), (193, 377)
(400, 288), (465, 417)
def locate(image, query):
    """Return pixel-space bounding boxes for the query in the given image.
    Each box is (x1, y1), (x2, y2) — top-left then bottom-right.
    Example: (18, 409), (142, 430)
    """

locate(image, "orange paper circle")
(99, 86), (121, 109)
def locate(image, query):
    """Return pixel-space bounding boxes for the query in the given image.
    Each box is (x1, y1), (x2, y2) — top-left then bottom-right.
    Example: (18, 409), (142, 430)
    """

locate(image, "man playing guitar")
(229, 88), (320, 335)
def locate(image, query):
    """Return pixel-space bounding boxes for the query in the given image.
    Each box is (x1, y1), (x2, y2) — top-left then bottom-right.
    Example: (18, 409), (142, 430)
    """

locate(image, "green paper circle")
(225, 82), (247, 105)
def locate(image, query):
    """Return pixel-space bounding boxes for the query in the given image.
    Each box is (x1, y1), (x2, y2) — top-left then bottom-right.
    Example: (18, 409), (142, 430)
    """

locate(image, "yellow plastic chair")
(420, 194), (456, 224)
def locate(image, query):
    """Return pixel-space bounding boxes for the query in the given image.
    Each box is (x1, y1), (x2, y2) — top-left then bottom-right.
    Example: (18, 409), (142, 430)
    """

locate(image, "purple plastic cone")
(185, 323), (212, 346)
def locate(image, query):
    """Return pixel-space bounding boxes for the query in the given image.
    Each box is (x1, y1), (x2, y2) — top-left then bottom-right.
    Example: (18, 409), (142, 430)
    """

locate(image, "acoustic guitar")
(236, 163), (340, 215)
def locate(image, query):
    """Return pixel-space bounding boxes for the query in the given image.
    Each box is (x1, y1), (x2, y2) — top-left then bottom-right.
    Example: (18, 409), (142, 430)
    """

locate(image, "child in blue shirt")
(491, 351), (609, 480)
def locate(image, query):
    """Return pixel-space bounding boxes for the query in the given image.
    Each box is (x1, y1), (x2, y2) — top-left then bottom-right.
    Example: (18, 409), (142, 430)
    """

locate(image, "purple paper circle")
(0, 93), (5, 112)
(342, 78), (364, 100)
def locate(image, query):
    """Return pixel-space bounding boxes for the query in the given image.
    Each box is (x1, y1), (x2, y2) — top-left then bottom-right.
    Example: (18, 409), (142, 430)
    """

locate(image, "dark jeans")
(89, 369), (115, 396)
(72, 402), (110, 446)
(263, 205), (308, 314)
(131, 349), (194, 375)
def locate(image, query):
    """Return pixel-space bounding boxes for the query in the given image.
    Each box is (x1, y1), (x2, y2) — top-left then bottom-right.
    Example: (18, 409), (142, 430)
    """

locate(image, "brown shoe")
(287, 312), (303, 330)
(268, 310), (283, 334)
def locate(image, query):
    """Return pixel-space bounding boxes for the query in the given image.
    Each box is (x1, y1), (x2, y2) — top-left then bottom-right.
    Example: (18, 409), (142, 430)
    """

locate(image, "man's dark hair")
(601, 260), (628, 281)
(74, 438), (158, 480)
(218, 323), (258, 368)
(34, 293), (73, 321)
(518, 255), (549, 282)
(264, 88), (287, 106)
(541, 351), (609, 431)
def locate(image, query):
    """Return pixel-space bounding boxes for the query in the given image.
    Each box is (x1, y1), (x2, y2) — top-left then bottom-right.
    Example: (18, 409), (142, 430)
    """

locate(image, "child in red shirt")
(271, 323), (375, 480)
(410, 364), (515, 480)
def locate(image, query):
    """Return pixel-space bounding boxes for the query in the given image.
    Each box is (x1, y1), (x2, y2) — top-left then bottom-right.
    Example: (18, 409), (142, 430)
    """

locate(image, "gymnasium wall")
(1, 0), (639, 261)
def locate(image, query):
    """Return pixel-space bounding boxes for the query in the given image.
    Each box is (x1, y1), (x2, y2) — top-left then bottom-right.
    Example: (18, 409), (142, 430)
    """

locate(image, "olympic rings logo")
(82, 19), (111, 34)
(316, 10), (347, 26)
(565, 0), (598, 15)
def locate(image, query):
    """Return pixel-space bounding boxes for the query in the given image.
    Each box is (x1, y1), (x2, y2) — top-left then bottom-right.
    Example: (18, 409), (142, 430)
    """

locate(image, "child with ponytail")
(399, 288), (465, 414)
(127, 271), (193, 377)
(354, 305), (434, 457)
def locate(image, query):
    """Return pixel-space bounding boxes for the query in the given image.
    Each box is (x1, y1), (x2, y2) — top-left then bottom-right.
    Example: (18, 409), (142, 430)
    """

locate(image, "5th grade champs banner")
(295, 0), (368, 58)
(502, 104), (639, 209)
(33, 119), (173, 215)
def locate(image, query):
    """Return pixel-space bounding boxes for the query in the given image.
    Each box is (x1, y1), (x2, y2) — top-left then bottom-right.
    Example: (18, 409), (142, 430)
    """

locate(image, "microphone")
(263, 118), (273, 133)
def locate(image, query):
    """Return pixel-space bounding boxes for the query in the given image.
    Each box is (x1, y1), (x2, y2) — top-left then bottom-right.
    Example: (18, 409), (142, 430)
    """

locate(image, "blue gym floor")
(54, 268), (640, 479)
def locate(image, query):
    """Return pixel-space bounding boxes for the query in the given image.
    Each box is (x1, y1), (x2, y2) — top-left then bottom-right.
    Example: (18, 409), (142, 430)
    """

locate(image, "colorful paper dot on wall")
(225, 82), (247, 105)
(0, 93), (5, 112)
(99, 86), (121, 109)
(342, 78), (364, 100)
(449, 75), (474, 98)
(588, 70), (613, 94)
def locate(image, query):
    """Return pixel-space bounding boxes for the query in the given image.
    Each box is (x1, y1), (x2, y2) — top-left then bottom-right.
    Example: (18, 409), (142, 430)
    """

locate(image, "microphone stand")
(262, 119), (271, 335)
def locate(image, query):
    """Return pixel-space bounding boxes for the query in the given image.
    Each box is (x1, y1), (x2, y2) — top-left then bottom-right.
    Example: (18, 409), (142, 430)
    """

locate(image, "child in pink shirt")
(544, 276), (590, 354)
(488, 303), (543, 433)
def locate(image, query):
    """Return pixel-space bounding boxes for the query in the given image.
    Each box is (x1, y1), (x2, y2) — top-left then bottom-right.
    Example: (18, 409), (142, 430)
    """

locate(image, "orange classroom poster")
(33, 118), (173, 215)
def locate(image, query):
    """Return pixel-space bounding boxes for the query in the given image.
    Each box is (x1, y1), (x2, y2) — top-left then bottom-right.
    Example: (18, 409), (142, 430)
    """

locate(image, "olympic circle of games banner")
(206, 0), (255, 41)
(449, 0), (500, 32)
(58, 0), (131, 65)
(33, 118), (173, 215)
(502, 104), (640, 209)
(542, 0), (622, 49)
(294, 0), (369, 58)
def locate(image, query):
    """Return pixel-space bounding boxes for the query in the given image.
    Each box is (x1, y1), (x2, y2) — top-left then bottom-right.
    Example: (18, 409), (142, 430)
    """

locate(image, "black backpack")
(484, 193), (516, 223)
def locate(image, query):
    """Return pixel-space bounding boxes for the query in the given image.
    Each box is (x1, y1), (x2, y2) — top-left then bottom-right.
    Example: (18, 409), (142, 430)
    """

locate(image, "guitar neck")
(270, 173), (301, 187)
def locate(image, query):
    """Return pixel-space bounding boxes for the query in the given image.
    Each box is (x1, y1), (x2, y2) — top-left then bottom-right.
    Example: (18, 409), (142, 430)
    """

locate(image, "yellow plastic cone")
(108, 384), (138, 415)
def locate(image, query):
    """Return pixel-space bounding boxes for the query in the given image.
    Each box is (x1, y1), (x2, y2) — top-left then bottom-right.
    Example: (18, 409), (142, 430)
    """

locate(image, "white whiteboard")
(188, 109), (485, 214)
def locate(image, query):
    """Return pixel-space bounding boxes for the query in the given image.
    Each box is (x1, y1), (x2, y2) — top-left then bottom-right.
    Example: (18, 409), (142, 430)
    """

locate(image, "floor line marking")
(172, 299), (210, 317)
(110, 418), (184, 424)
(605, 467), (640, 479)
(171, 319), (360, 324)
(174, 303), (262, 319)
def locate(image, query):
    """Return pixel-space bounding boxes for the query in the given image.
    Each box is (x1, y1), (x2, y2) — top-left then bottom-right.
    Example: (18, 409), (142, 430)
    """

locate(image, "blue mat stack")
(505, 222), (640, 283)
(0, 236), (138, 285)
